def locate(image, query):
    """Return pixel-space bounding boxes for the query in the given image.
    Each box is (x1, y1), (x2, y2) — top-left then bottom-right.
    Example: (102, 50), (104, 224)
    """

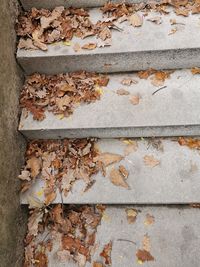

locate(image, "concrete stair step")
(20, 0), (161, 10)
(19, 69), (200, 139)
(17, 7), (200, 74)
(33, 205), (200, 267)
(21, 138), (200, 205)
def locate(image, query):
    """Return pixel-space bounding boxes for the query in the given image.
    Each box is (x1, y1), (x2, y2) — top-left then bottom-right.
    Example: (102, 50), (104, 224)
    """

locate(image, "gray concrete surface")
(37, 205), (200, 267)
(21, 0), (161, 10)
(21, 138), (200, 204)
(19, 69), (200, 139)
(17, 8), (200, 74)
(0, 1), (27, 266)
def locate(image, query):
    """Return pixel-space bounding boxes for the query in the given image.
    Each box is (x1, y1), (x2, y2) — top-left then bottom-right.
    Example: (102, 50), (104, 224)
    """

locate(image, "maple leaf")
(126, 208), (138, 224)
(100, 241), (112, 266)
(109, 168), (130, 189)
(143, 155), (160, 167)
(129, 13), (143, 27)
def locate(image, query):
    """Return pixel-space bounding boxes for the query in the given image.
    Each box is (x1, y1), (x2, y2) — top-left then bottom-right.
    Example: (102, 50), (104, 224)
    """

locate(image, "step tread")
(35, 205), (200, 267)
(17, 8), (200, 74)
(19, 69), (200, 139)
(20, 138), (200, 205)
(21, 0), (159, 10)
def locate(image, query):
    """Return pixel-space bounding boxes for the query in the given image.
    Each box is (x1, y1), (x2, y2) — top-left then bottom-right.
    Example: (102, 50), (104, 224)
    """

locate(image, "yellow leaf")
(62, 41), (72, 46)
(56, 114), (65, 120)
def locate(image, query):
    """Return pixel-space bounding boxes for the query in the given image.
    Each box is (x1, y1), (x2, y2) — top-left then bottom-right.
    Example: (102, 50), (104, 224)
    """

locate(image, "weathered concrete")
(21, 138), (200, 204)
(17, 8), (200, 74)
(19, 69), (200, 139)
(0, 1), (27, 266)
(38, 205), (200, 267)
(21, 0), (161, 10)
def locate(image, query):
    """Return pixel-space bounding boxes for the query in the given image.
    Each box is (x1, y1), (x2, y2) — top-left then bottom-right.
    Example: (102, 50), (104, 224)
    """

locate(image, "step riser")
(21, 0), (161, 10)
(20, 126), (200, 140)
(18, 48), (200, 75)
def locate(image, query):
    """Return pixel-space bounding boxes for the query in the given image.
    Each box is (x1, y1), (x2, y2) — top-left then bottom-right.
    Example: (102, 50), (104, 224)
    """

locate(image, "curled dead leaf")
(82, 43), (97, 50)
(27, 157), (41, 178)
(100, 241), (112, 266)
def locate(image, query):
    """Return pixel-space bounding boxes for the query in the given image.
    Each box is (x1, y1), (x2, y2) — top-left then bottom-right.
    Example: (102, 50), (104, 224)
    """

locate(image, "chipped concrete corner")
(0, 0), (27, 266)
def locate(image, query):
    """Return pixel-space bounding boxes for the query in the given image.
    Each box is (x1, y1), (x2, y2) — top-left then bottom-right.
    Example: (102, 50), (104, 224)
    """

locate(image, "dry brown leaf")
(27, 209), (43, 238)
(150, 71), (171, 87)
(99, 26), (111, 41)
(100, 241), (112, 266)
(94, 153), (123, 167)
(129, 13), (143, 27)
(136, 249), (155, 263)
(18, 170), (31, 181)
(116, 89), (130, 95)
(137, 69), (155, 79)
(147, 16), (162, 24)
(109, 168), (130, 189)
(178, 137), (200, 150)
(45, 191), (57, 206)
(168, 27), (178, 35)
(34, 250), (48, 267)
(144, 214), (155, 225)
(18, 38), (37, 50)
(93, 262), (104, 267)
(143, 155), (160, 168)
(126, 208), (138, 224)
(82, 43), (97, 50)
(121, 78), (138, 86)
(191, 67), (200, 75)
(27, 157), (41, 178)
(130, 95), (140, 105)
(175, 7), (189, 16)
(142, 234), (151, 252)
(119, 165), (129, 179)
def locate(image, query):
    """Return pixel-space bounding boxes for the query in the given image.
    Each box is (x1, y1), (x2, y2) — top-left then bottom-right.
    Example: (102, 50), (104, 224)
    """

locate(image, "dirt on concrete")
(0, 0), (27, 266)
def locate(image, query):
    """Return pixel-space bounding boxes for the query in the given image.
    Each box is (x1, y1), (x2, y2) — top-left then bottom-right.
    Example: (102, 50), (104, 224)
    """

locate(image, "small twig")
(116, 239), (136, 245)
(152, 86), (167, 96)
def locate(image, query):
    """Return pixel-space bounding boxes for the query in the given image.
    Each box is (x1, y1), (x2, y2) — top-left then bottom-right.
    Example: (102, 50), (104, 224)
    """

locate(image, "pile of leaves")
(20, 71), (109, 121)
(24, 204), (104, 267)
(16, 1), (200, 51)
(19, 139), (100, 205)
(16, 6), (115, 50)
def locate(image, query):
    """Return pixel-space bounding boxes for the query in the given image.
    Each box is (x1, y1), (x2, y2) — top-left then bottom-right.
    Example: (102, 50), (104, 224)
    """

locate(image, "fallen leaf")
(137, 69), (155, 79)
(129, 13), (143, 27)
(126, 208), (138, 224)
(34, 250), (48, 267)
(143, 155), (160, 167)
(178, 137), (200, 150)
(100, 241), (112, 265)
(27, 157), (41, 178)
(18, 170), (31, 181)
(116, 89), (130, 95)
(121, 78), (138, 86)
(150, 71), (171, 87)
(168, 27), (178, 35)
(18, 38), (37, 50)
(82, 43), (97, 50)
(27, 209), (43, 238)
(144, 214), (155, 225)
(136, 249), (154, 263)
(147, 16), (162, 24)
(119, 165), (129, 179)
(142, 234), (151, 252)
(130, 95), (140, 105)
(175, 7), (189, 16)
(191, 67), (200, 75)
(99, 26), (111, 41)
(94, 153), (123, 167)
(109, 168), (130, 189)
(93, 262), (103, 267)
